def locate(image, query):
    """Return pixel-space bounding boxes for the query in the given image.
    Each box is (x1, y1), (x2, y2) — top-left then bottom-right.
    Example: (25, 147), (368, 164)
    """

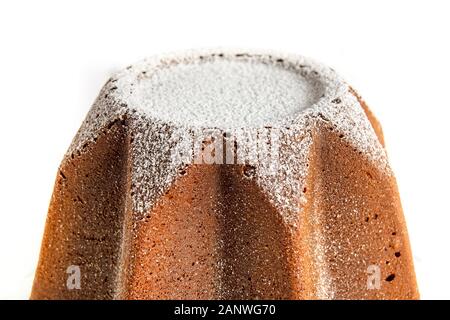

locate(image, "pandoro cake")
(31, 50), (419, 299)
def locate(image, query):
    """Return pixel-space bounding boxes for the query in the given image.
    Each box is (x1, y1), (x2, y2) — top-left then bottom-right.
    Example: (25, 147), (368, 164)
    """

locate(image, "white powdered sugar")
(66, 49), (390, 227)
(123, 58), (323, 128)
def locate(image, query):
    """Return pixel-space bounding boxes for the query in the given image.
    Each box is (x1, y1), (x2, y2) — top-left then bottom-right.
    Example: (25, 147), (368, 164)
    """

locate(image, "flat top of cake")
(113, 50), (342, 129)
(117, 58), (324, 128)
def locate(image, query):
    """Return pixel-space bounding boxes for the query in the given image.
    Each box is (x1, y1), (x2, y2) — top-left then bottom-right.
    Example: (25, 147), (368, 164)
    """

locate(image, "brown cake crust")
(31, 120), (129, 299)
(303, 123), (418, 299)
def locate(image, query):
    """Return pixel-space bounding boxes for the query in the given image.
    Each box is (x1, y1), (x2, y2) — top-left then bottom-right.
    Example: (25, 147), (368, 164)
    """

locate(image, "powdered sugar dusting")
(122, 59), (323, 128)
(66, 49), (390, 227)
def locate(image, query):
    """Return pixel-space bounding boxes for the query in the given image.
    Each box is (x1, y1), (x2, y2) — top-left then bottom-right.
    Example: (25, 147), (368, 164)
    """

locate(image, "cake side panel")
(30, 121), (129, 299)
(121, 164), (298, 299)
(121, 165), (223, 299)
(349, 87), (385, 147)
(311, 125), (418, 299)
(215, 165), (295, 299)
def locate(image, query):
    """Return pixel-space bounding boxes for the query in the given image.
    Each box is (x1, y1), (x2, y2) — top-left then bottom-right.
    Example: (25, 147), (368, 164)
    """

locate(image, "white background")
(0, 0), (449, 299)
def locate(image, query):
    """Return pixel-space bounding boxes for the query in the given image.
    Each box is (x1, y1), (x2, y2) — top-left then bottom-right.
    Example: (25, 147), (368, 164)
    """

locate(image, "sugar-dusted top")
(116, 58), (324, 128)
(112, 50), (346, 129)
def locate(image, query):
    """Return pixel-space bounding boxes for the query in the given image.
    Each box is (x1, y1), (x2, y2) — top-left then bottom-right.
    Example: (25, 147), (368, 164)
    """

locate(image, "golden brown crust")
(302, 124), (418, 299)
(31, 120), (129, 299)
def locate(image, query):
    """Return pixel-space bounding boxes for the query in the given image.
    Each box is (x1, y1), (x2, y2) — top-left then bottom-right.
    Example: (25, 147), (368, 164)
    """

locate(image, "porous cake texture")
(31, 49), (418, 299)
